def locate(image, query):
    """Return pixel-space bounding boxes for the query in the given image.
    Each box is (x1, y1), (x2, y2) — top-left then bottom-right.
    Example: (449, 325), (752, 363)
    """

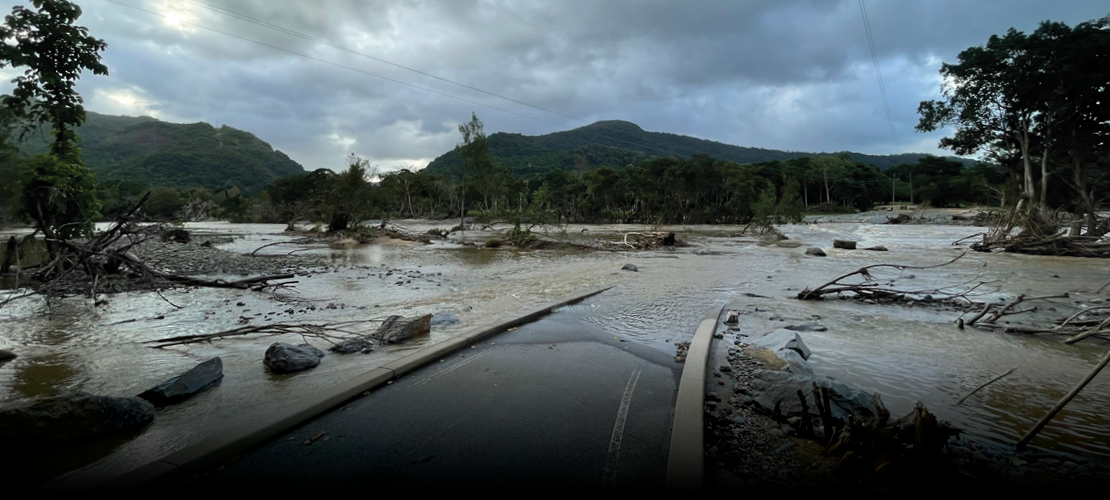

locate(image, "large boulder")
(750, 370), (876, 422)
(0, 392), (154, 447)
(621, 263), (638, 272)
(138, 357), (223, 406)
(264, 343), (325, 373)
(833, 239), (857, 250)
(374, 314), (432, 344)
(805, 247), (826, 257)
(0, 349), (16, 362)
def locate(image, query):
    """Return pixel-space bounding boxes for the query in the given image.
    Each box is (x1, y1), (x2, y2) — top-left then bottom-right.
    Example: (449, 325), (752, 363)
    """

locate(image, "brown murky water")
(2, 219), (1109, 484)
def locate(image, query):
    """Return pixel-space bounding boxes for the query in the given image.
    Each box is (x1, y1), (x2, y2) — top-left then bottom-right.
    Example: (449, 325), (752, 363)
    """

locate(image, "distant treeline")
(0, 148), (1016, 230)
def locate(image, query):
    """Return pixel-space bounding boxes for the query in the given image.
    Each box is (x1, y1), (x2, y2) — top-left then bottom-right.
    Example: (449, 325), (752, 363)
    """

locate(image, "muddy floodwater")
(2, 218), (1110, 484)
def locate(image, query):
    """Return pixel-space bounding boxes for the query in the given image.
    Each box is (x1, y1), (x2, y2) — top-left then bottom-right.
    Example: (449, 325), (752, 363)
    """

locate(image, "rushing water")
(2, 219), (1110, 484)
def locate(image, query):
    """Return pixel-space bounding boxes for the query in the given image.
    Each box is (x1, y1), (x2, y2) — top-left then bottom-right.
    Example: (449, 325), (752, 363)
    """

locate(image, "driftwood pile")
(971, 207), (1110, 257)
(604, 231), (680, 250)
(1, 194), (296, 309)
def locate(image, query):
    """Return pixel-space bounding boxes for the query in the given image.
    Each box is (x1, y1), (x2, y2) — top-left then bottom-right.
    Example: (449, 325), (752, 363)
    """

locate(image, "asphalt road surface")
(185, 305), (682, 488)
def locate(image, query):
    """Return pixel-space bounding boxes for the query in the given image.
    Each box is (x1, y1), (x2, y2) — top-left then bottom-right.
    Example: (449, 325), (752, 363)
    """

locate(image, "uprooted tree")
(917, 16), (1110, 255)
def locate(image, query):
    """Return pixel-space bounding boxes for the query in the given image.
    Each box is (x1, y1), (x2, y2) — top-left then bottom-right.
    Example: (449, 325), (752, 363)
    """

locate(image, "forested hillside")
(19, 111), (305, 194)
(424, 120), (972, 178)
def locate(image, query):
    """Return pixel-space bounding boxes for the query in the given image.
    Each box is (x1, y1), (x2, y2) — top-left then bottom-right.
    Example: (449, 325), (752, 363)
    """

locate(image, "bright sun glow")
(158, 2), (198, 33)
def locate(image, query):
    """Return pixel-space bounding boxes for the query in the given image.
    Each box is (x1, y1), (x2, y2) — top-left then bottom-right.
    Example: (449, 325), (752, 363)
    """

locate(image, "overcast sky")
(4, 0), (1107, 172)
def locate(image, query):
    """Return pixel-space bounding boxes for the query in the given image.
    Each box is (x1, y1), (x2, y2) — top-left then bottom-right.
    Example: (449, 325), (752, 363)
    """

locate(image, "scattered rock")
(0, 392), (154, 447)
(138, 357), (223, 406)
(694, 248), (712, 255)
(375, 314), (432, 344)
(430, 310), (460, 327)
(805, 247), (826, 257)
(864, 245), (888, 251)
(621, 263), (639, 272)
(0, 349), (16, 362)
(264, 343), (325, 373)
(832, 239), (857, 250)
(724, 310), (740, 324)
(784, 323), (827, 333)
(329, 338), (374, 354)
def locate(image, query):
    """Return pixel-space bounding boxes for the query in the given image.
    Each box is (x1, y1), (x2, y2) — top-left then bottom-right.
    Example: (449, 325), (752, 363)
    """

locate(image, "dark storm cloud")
(13, 0), (1105, 171)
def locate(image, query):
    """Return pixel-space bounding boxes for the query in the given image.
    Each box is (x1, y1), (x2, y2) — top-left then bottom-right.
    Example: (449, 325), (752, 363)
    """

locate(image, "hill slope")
(424, 120), (972, 178)
(20, 112), (305, 194)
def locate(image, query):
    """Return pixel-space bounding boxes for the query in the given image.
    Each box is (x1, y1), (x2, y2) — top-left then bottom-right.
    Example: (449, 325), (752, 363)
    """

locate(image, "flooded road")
(2, 219), (1109, 483)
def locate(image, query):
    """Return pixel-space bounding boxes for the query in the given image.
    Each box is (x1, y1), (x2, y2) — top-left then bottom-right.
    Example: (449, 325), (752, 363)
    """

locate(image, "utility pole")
(892, 175), (895, 204)
(909, 173), (913, 206)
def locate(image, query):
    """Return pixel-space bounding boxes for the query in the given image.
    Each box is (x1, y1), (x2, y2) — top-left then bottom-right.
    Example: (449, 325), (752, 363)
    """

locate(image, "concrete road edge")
(665, 305), (723, 489)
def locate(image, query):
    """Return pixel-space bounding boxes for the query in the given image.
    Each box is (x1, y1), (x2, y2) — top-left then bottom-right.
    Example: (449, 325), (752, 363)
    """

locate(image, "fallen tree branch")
(796, 252), (969, 300)
(1017, 348), (1110, 449)
(956, 367), (1017, 406)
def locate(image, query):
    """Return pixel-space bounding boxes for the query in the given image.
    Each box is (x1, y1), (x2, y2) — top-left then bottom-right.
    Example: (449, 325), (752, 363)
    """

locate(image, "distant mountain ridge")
(19, 111), (305, 194)
(423, 120), (974, 178)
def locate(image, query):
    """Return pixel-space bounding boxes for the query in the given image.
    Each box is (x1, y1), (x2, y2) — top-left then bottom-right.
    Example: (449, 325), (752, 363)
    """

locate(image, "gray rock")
(750, 370), (876, 422)
(265, 343), (325, 373)
(138, 357), (223, 406)
(0, 349), (15, 362)
(0, 392), (154, 447)
(430, 310), (460, 327)
(785, 323), (827, 332)
(805, 247), (826, 257)
(749, 329), (812, 360)
(833, 239), (857, 250)
(374, 314), (432, 344)
(621, 263), (638, 272)
(694, 248), (712, 255)
(864, 245), (889, 251)
(329, 338), (374, 354)
(776, 349), (813, 373)
(724, 310), (740, 324)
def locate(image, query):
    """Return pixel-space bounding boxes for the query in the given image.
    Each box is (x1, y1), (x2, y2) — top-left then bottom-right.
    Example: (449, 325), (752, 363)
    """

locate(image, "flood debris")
(795, 252), (976, 302)
(1, 193), (305, 309)
(1017, 348), (1110, 450)
(970, 208), (1110, 258)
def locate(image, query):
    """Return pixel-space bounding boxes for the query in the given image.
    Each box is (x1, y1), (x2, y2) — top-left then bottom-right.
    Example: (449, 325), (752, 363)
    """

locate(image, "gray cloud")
(14, 0), (1106, 172)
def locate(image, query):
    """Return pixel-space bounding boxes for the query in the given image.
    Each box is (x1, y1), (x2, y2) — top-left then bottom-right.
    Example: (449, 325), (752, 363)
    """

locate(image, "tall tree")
(455, 112), (489, 229)
(0, 0), (108, 254)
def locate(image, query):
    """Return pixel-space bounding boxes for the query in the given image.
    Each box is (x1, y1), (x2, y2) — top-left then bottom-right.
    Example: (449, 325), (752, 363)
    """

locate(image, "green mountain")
(423, 120), (974, 177)
(19, 111), (305, 194)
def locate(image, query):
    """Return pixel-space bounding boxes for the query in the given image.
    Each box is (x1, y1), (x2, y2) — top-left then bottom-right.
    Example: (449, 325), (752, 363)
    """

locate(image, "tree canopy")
(917, 15), (1110, 229)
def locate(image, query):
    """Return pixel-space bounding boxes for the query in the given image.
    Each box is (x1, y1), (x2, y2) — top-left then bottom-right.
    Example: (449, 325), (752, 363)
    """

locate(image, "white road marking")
(603, 366), (642, 484)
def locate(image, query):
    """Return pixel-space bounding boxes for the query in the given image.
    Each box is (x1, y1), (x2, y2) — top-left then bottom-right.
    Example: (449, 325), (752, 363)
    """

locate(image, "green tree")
(0, 0), (108, 160)
(0, 0), (108, 253)
(455, 112), (489, 228)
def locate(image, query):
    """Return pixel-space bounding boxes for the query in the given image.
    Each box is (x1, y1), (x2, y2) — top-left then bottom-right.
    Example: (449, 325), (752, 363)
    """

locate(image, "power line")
(174, 0), (708, 159)
(858, 0), (897, 146)
(181, 0), (580, 122)
(101, 0), (562, 126)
